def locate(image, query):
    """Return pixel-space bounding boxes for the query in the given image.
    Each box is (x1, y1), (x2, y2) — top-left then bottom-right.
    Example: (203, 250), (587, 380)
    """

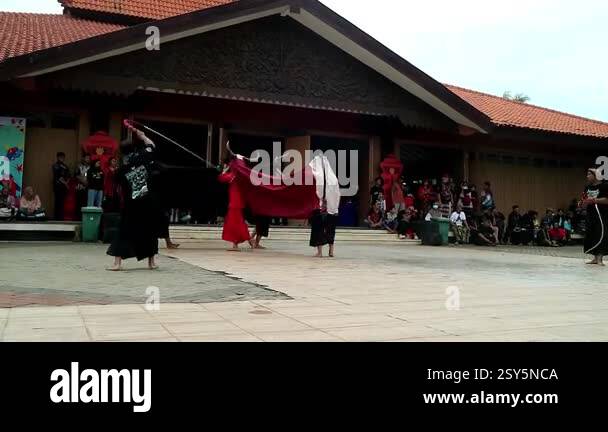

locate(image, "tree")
(503, 91), (530, 103)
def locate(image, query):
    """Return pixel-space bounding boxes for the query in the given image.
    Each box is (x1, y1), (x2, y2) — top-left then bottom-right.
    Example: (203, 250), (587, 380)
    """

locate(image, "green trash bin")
(81, 207), (103, 242)
(431, 217), (450, 246)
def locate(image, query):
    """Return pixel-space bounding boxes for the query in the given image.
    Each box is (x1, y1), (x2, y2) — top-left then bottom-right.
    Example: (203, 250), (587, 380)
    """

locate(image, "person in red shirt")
(391, 180), (406, 211)
(417, 179), (435, 214)
(548, 222), (567, 245)
(218, 160), (254, 251)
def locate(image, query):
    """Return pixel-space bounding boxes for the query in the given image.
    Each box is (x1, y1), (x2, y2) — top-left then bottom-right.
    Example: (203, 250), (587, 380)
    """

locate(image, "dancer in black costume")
(107, 128), (160, 271)
(581, 168), (608, 266)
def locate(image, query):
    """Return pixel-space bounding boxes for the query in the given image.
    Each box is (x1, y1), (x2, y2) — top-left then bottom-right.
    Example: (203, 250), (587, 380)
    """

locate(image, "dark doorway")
(399, 143), (463, 183)
(226, 132), (284, 162)
(135, 119), (209, 167)
(311, 135), (368, 227)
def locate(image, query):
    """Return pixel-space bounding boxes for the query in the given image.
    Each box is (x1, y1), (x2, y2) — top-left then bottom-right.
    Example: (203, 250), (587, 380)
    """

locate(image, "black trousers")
(53, 188), (66, 221)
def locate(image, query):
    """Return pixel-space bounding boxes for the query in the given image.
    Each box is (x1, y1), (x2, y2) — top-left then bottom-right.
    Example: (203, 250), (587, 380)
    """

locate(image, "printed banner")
(0, 117), (26, 198)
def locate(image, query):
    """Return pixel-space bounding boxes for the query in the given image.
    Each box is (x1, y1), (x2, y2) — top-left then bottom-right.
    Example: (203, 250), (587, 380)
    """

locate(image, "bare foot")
(166, 242), (180, 249)
(255, 245), (267, 250)
(586, 260), (598, 265)
(314, 253), (323, 258)
(328, 254), (334, 258)
(106, 265), (123, 271)
(227, 248), (240, 252)
(148, 264), (159, 270)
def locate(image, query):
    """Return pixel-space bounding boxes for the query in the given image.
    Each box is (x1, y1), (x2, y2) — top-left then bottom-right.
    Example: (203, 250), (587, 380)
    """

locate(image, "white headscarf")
(309, 155), (340, 215)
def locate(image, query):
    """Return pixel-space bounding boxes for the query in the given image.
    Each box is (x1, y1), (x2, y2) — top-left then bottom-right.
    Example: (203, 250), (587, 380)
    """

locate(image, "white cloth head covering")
(309, 155), (340, 215)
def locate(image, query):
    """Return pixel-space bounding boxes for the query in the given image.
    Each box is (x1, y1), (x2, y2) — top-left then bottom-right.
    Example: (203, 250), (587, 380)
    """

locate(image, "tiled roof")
(447, 84), (608, 139)
(60, 0), (234, 20)
(0, 12), (125, 62)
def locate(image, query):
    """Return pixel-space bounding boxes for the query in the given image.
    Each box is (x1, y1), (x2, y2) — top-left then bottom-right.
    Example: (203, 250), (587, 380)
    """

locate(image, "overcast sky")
(3, 0), (607, 121)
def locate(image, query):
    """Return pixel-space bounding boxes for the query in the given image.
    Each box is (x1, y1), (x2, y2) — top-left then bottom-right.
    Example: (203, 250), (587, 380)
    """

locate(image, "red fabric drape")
(229, 159), (319, 219)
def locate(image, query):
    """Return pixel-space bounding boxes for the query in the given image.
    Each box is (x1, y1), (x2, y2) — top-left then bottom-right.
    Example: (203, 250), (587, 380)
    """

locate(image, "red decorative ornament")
(82, 131), (118, 170)
(379, 154), (403, 210)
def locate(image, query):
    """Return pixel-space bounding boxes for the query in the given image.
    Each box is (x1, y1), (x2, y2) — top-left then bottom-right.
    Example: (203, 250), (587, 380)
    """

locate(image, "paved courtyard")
(0, 241), (605, 341)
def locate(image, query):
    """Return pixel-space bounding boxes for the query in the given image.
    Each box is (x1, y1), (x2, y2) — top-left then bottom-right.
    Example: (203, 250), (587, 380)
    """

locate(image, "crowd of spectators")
(366, 174), (585, 247)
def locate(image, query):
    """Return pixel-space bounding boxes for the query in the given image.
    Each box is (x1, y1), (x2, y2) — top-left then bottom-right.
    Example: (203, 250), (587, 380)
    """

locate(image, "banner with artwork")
(0, 117), (26, 198)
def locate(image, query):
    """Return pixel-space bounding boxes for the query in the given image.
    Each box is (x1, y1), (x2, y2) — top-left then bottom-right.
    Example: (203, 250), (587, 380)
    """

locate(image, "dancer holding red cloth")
(218, 159), (254, 251)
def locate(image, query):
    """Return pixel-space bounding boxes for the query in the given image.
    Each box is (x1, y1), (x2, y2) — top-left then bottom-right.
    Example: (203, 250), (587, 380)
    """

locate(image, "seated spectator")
(548, 222), (567, 245)
(564, 212), (574, 241)
(0, 183), (17, 219)
(383, 207), (399, 233)
(417, 179), (435, 214)
(471, 218), (497, 246)
(493, 209), (506, 244)
(458, 182), (474, 218)
(391, 180), (406, 212)
(366, 202), (383, 229)
(377, 192), (387, 213)
(537, 215), (558, 247)
(404, 186), (416, 209)
(425, 202), (442, 221)
(482, 208), (500, 244)
(555, 209), (566, 228)
(504, 205), (521, 244)
(439, 174), (454, 217)
(450, 203), (470, 245)
(514, 210), (538, 245)
(17, 186), (46, 220)
(370, 177), (383, 205)
(542, 208), (555, 227)
(397, 207), (419, 239)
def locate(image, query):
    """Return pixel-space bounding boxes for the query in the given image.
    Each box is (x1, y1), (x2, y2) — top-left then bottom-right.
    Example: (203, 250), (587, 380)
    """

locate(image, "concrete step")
(169, 226), (420, 244)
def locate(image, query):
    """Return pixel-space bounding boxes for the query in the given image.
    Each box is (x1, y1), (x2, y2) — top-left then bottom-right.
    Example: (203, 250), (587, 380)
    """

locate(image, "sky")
(2, 0), (607, 122)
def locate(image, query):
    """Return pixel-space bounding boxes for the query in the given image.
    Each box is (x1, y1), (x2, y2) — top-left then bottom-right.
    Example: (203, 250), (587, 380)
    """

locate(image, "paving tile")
(178, 334), (262, 342)
(295, 313), (402, 330)
(163, 320), (244, 337)
(9, 306), (80, 318)
(254, 330), (342, 342)
(2, 326), (90, 342)
(7, 316), (84, 329)
(86, 323), (171, 341)
(326, 324), (445, 342)
(147, 310), (224, 324)
(228, 317), (312, 333)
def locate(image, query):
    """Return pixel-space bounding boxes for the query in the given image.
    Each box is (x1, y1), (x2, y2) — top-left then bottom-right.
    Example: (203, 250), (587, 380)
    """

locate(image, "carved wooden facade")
(48, 16), (455, 131)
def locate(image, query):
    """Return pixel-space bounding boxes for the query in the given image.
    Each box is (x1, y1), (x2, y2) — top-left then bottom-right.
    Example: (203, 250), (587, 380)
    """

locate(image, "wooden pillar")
(218, 127), (227, 165)
(285, 136), (311, 226)
(359, 136), (382, 223)
(463, 150), (470, 182)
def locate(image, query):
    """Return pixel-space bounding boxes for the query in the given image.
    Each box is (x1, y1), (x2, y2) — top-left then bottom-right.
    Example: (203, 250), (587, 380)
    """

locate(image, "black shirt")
(87, 167), (104, 191)
(585, 182), (608, 215)
(52, 162), (70, 189)
(370, 185), (383, 204)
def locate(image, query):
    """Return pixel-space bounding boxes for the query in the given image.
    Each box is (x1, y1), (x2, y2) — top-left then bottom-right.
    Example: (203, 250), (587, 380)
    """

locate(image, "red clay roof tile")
(60, 0), (234, 20)
(0, 12), (125, 62)
(0, 5), (605, 140)
(447, 84), (608, 139)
